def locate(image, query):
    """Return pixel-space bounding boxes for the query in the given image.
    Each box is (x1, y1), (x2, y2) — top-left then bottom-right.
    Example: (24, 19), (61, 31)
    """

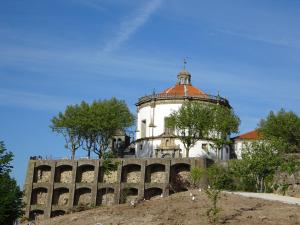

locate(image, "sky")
(1, 0), (300, 186)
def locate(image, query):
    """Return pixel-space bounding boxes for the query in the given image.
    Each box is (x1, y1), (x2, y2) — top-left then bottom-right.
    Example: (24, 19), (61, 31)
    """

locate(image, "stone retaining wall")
(274, 167), (300, 197)
(23, 158), (209, 220)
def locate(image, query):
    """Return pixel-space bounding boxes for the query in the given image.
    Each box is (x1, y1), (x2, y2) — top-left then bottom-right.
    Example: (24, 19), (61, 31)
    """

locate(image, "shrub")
(188, 167), (205, 188)
(207, 164), (235, 190)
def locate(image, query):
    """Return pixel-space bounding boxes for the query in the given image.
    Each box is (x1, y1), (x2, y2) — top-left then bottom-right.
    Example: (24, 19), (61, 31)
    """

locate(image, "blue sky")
(1, 0), (300, 186)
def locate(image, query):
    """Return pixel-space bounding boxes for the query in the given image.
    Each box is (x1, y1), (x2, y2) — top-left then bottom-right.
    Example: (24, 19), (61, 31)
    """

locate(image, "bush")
(229, 160), (256, 192)
(188, 167), (205, 188)
(207, 164), (235, 190)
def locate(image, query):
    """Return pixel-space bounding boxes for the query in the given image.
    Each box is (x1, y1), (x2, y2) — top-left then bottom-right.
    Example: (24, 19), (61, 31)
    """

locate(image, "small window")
(141, 120), (146, 138)
(202, 143), (208, 151)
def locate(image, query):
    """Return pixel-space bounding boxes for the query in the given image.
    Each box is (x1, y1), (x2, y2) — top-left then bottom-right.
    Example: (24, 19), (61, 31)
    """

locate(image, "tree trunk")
(260, 178), (264, 193)
(71, 148), (75, 160)
(186, 148), (190, 158)
(87, 149), (91, 159)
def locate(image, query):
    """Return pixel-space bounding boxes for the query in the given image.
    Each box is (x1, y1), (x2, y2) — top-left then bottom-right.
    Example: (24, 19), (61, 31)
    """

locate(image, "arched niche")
(121, 164), (141, 183)
(145, 164), (166, 183)
(55, 165), (73, 183)
(96, 188), (115, 206)
(120, 188), (138, 203)
(144, 188), (163, 200)
(33, 165), (51, 183)
(170, 163), (191, 193)
(29, 210), (44, 221)
(98, 166), (118, 184)
(76, 165), (95, 183)
(51, 210), (66, 218)
(74, 188), (91, 206)
(31, 187), (48, 205)
(52, 187), (69, 206)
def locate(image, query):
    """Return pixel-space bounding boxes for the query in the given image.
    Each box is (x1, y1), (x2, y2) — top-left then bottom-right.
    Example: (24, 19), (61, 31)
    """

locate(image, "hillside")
(29, 190), (300, 225)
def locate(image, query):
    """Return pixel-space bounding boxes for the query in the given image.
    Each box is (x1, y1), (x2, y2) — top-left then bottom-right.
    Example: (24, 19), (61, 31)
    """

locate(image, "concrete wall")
(23, 158), (209, 220)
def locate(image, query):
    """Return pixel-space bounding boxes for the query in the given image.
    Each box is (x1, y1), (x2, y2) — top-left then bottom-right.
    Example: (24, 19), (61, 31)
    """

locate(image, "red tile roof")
(233, 130), (259, 140)
(161, 84), (206, 96)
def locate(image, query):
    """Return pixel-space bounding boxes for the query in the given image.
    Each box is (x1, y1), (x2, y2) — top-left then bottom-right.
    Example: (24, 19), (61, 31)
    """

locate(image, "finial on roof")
(177, 57), (191, 85)
(183, 57), (187, 70)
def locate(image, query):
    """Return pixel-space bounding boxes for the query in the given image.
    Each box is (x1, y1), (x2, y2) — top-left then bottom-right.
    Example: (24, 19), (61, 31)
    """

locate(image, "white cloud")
(102, 0), (163, 53)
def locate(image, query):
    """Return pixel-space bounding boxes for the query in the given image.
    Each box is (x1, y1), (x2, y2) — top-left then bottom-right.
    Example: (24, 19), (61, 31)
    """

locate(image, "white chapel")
(135, 64), (231, 160)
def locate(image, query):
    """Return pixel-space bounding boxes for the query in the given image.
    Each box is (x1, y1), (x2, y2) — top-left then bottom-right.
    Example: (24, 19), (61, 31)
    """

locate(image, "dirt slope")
(32, 190), (300, 225)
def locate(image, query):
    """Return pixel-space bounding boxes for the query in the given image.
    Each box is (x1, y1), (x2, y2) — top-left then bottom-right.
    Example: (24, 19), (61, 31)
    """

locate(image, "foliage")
(207, 164), (236, 190)
(167, 102), (239, 158)
(102, 151), (119, 175)
(237, 140), (283, 192)
(87, 98), (134, 158)
(50, 104), (83, 159)
(167, 101), (213, 157)
(280, 156), (300, 175)
(51, 97), (134, 159)
(258, 109), (300, 153)
(205, 187), (221, 225)
(0, 141), (23, 225)
(188, 167), (205, 188)
(228, 160), (256, 192)
(209, 105), (240, 159)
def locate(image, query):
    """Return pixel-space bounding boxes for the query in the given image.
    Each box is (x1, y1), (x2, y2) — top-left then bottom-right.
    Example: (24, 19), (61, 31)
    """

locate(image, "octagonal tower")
(135, 66), (230, 159)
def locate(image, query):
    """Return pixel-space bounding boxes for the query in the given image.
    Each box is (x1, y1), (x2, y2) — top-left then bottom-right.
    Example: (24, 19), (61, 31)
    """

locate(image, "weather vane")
(183, 57), (190, 69)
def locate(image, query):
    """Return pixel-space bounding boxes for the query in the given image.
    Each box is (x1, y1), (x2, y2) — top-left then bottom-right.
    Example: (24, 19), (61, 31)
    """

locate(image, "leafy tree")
(77, 101), (97, 158)
(0, 141), (23, 225)
(210, 105), (240, 159)
(51, 104), (83, 160)
(236, 140), (282, 192)
(86, 98), (134, 158)
(167, 101), (239, 158)
(258, 109), (300, 153)
(167, 101), (213, 157)
(51, 98), (134, 159)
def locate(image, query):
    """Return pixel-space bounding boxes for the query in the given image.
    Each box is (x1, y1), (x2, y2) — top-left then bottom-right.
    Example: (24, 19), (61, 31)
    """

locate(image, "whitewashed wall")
(135, 102), (230, 160)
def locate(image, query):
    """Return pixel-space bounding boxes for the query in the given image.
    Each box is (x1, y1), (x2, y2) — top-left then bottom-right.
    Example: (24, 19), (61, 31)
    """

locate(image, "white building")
(135, 66), (231, 160)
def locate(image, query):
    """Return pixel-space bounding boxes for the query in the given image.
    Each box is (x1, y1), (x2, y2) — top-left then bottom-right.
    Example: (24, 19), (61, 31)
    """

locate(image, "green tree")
(0, 141), (23, 225)
(258, 109), (300, 153)
(50, 98), (134, 159)
(167, 102), (240, 159)
(167, 101), (213, 157)
(87, 98), (134, 158)
(50, 104), (83, 160)
(210, 105), (240, 159)
(237, 140), (282, 192)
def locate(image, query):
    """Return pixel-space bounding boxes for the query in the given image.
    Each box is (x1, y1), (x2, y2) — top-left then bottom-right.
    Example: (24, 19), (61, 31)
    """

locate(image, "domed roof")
(160, 67), (207, 97)
(136, 63), (230, 107)
(162, 84), (206, 96)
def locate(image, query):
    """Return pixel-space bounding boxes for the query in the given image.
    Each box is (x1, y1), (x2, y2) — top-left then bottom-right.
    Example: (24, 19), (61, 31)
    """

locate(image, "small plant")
(120, 188), (130, 204)
(188, 167), (205, 188)
(205, 187), (221, 225)
(102, 151), (119, 176)
(277, 183), (289, 196)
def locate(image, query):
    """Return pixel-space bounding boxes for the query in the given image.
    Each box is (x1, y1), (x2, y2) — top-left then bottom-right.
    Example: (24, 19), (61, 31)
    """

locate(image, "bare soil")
(33, 190), (300, 225)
